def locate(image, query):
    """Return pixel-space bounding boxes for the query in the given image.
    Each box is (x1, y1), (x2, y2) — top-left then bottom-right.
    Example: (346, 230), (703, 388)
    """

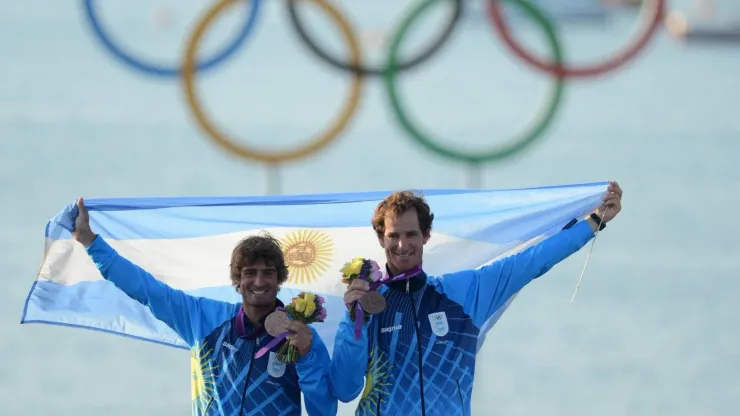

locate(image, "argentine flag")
(20, 181), (607, 354)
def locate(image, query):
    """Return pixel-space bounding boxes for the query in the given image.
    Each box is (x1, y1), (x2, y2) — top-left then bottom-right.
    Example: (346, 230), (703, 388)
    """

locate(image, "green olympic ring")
(384, 0), (565, 164)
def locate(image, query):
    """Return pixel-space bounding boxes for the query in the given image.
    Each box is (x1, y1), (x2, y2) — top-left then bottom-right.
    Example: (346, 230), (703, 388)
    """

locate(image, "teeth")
(251, 290), (266, 295)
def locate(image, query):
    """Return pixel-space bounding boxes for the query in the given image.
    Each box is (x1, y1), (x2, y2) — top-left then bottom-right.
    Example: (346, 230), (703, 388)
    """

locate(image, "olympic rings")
(181, 0), (364, 164)
(85, 0), (663, 166)
(286, 0), (464, 77)
(384, 0), (564, 164)
(486, 0), (666, 78)
(82, 0), (261, 78)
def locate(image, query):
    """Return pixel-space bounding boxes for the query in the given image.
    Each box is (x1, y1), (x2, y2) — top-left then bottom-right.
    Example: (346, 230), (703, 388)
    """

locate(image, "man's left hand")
(286, 321), (313, 357)
(598, 180), (622, 223)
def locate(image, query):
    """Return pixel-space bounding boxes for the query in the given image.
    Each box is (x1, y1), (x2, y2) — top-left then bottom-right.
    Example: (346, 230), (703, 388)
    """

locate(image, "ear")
(377, 236), (385, 248)
(422, 231), (430, 245)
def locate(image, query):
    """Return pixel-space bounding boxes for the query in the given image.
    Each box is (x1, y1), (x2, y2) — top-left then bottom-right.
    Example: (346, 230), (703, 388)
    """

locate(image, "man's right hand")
(73, 197), (96, 248)
(344, 279), (369, 312)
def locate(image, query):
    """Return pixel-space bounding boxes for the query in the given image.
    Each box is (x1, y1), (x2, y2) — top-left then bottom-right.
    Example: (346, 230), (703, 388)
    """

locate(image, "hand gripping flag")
(20, 182), (608, 353)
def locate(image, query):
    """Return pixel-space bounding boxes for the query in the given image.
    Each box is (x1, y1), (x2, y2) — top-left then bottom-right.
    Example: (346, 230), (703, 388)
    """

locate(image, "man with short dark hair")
(329, 182), (623, 416)
(72, 198), (337, 416)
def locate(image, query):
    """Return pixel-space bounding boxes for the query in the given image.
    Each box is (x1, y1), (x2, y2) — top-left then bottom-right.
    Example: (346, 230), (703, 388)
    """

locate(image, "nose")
(253, 272), (269, 287)
(397, 237), (407, 250)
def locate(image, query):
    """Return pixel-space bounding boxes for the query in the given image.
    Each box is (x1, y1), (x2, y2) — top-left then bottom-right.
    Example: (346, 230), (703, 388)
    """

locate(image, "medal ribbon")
(353, 264), (423, 340)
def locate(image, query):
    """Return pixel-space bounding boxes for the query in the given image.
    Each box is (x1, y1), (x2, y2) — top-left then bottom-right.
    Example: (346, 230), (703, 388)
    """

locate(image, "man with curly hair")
(71, 198), (337, 416)
(329, 182), (623, 416)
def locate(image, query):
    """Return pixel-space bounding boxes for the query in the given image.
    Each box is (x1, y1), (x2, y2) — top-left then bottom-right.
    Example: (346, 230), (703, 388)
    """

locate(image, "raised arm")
(296, 326), (339, 415)
(433, 178), (624, 327)
(431, 218), (596, 328)
(86, 235), (237, 346)
(72, 197), (235, 347)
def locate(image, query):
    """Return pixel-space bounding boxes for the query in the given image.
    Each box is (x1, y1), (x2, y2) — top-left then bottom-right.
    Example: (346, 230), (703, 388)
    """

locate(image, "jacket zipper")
(456, 379), (465, 409)
(239, 343), (258, 416)
(407, 280), (427, 416)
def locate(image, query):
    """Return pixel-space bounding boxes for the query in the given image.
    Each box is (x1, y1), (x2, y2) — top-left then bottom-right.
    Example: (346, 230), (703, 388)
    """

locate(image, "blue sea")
(1, 0), (738, 414)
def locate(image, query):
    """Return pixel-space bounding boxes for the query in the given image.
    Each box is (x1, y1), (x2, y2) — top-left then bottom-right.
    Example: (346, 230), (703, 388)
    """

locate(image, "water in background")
(1, 0), (739, 415)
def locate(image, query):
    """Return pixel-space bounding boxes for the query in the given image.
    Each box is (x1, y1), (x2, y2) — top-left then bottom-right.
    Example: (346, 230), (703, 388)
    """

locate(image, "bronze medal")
(264, 310), (290, 337)
(360, 291), (386, 314)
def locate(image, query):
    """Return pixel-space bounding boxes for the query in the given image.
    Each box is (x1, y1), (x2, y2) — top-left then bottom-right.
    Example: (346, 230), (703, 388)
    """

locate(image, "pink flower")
(369, 270), (383, 283)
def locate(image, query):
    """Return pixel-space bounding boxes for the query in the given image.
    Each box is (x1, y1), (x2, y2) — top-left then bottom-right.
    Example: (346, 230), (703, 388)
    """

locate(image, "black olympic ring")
(286, 0), (464, 76)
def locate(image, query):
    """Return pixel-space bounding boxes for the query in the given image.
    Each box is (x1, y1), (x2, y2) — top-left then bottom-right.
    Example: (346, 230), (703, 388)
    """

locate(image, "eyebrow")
(386, 230), (419, 236)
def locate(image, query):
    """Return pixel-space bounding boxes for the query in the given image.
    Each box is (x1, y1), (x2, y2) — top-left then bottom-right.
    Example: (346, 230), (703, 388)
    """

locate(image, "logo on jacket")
(191, 342), (217, 411)
(221, 341), (238, 353)
(280, 229), (334, 285)
(428, 312), (449, 337)
(380, 324), (402, 334)
(358, 347), (391, 415)
(267, 352), (286, 378)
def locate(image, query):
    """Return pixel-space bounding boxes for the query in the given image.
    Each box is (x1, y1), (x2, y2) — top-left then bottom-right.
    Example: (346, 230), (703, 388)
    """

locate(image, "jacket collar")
(384, 264), (427, 293)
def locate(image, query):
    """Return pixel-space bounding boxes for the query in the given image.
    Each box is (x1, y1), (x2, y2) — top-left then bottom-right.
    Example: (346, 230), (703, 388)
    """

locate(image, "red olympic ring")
(486, 0), (666, 78)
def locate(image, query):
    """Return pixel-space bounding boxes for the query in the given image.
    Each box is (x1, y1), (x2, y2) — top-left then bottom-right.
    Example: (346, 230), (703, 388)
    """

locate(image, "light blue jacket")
(329, 219), (595, 416)
(87, 235), (338, 416)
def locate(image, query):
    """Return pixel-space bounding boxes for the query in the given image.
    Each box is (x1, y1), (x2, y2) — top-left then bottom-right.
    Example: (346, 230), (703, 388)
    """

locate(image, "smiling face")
(237, 258), (279, 307)
(229, 234), (289, 308)
(372, 191), (434, 275)
(379, 208), (430, 275)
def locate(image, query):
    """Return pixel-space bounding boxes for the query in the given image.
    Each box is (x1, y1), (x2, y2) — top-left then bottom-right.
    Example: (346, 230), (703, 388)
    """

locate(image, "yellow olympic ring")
(181, 0), (363, 165)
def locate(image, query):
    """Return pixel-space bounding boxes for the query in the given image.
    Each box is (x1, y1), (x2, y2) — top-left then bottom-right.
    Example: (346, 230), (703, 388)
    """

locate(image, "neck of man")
(243, 301), (276, 326)
(387, 262), (420, 277)
(386, 262), (427, 293)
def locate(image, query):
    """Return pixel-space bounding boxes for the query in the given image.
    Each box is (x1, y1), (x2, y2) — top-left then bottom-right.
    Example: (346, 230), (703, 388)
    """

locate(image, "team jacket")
(86, 236), (338, 416)
(329, 219), (596, 416)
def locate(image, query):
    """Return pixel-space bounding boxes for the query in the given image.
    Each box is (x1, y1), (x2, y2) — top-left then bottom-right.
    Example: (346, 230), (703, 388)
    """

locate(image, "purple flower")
(316, 295), (325, 305)
(316, 308), (327, 322)
(369, 260), (380, 273)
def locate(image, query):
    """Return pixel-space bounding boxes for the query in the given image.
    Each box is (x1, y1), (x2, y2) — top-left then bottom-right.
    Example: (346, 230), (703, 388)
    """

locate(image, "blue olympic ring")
(81, 0), (262, 78)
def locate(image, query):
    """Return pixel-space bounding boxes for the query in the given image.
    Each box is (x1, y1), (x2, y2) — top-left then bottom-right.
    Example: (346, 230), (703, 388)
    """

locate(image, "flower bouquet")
(340, 257), (386, 324)
(259, 292), (327, 364)
(340, 257), (425, 339)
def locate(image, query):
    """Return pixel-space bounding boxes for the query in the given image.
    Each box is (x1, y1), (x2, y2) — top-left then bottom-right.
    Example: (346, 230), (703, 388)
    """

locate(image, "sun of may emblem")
(280, 229), (333, 285)
(191, 342), (217, 413)
(357, 346), (391, 416)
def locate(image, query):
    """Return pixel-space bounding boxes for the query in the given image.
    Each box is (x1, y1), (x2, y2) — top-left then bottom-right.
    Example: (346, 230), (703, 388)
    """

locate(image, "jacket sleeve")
(432, 219), (595, 328)
(297, 326), (339, 416)
(327, 310), (371, 403)
(86, 235), (237, 347)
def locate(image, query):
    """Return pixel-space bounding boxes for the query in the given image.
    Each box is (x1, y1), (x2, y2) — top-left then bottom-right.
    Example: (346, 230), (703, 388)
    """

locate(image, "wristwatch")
(590, 212), (606, 231)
